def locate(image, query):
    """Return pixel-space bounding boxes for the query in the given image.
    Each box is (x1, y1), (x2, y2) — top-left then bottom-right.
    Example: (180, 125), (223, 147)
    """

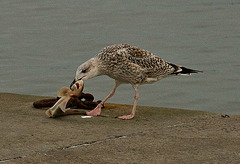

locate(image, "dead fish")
(45, 80), (84, 118)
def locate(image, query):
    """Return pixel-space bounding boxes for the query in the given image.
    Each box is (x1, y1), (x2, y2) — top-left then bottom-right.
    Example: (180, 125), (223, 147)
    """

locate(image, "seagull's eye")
(81, 69), (87, 73)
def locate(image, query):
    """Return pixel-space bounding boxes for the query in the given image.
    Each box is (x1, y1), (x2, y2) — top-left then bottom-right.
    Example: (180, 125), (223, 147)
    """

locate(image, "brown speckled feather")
(96, 44), (176, 84)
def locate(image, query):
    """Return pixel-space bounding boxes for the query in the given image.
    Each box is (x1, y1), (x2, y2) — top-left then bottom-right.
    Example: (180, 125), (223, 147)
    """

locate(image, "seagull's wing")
(124, 47), (176, 77)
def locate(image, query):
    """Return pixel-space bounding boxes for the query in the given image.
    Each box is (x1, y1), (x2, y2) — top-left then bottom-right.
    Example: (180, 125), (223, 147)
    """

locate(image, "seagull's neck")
(86, 57), (103, 78)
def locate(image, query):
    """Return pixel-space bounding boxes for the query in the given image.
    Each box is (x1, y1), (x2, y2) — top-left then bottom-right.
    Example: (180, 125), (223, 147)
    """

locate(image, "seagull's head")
(70, 58), (100, 88)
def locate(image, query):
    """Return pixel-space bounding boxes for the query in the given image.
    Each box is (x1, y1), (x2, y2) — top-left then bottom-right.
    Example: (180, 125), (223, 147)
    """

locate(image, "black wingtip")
(169, 63), (202, 75)
(179, 66), (203, 75)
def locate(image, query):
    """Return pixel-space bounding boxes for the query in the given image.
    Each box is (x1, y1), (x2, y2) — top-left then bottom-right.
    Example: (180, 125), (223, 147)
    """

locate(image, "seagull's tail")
(169, 63), (202, 75)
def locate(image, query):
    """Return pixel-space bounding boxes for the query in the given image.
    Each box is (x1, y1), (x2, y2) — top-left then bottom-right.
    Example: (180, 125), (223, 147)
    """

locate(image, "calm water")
(1, 0), (240, 114)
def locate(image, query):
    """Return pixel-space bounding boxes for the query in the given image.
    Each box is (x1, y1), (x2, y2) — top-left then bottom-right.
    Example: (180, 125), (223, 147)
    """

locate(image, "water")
(1, 0), (240, 114)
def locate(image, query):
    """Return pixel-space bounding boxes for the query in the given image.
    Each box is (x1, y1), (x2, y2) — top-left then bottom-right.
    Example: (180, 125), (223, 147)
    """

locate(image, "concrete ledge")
(0, 93), (240, 163)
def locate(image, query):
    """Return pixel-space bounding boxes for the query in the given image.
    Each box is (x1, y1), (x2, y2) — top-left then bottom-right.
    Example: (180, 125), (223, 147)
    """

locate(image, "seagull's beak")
(70, 79), (76, 88)
(70, 75), (86, 88)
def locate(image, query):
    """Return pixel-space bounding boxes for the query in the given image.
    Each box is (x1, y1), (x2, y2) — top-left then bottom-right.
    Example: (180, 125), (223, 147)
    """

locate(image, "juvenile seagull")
(70, 44), (201, 119)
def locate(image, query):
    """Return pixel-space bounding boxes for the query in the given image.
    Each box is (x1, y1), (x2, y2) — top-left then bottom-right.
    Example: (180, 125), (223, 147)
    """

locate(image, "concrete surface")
(0, 93), (240, 164)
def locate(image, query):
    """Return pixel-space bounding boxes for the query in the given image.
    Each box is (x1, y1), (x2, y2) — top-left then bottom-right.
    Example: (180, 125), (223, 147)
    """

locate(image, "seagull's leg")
(118, 85), (139, 120)
(86, 81), (120, 116)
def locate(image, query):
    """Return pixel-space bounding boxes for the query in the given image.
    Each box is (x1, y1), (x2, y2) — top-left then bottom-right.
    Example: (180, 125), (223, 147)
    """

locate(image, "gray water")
(1, 0), (240, 114)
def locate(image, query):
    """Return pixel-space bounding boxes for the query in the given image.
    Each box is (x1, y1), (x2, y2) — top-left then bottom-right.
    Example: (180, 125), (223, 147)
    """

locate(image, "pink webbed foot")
(86, 104), (102, 116)
(118, 113), (135, 120)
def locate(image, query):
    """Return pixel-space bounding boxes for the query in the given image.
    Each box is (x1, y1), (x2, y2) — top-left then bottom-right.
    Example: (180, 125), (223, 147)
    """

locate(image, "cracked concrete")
(62, 135), (128, 150)
(1, 93), (240, 163)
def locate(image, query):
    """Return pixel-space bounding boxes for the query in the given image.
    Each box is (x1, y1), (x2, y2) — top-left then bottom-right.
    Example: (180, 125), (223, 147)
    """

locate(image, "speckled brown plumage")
(96, 44), (179, 84)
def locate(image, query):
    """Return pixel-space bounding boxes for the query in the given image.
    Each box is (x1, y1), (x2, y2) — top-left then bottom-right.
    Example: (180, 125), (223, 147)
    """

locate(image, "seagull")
(70, 44), (201, 119)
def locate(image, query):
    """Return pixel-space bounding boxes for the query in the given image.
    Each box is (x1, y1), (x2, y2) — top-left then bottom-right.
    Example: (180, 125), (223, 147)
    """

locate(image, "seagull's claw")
(86, 104), (102, 116)
(118, 113), (135, 120)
